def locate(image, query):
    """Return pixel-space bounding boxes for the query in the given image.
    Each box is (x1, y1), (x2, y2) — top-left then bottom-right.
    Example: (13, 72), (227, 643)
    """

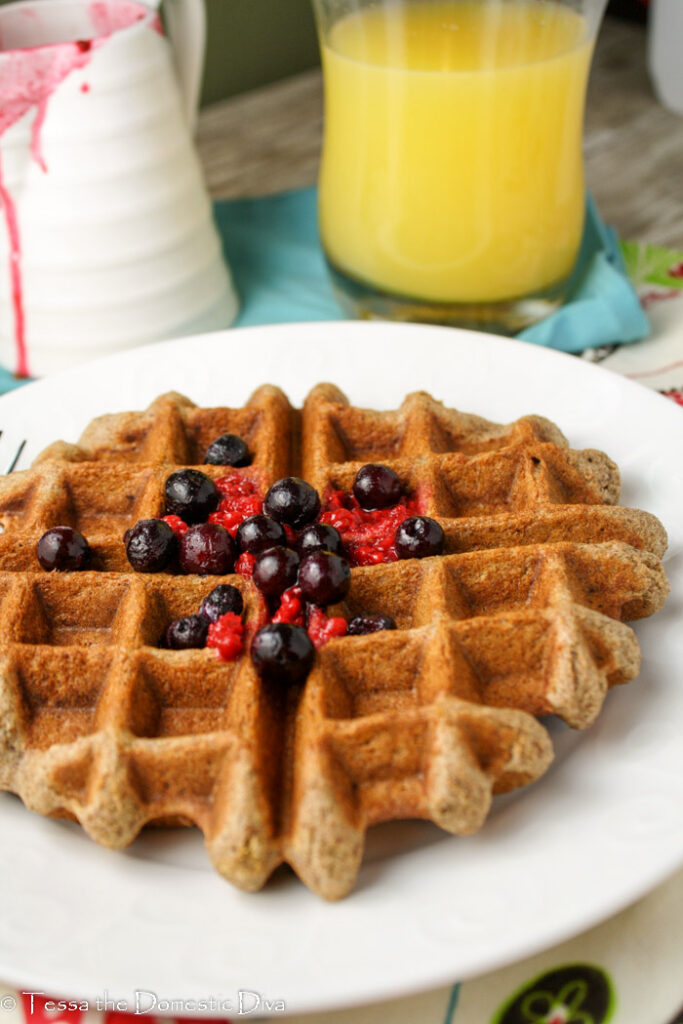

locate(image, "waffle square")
(0, 384), (668, 898)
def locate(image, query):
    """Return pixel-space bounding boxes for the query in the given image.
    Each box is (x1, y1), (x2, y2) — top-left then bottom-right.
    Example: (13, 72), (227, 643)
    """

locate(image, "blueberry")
(199, 583), (244, 622)
(298, 551), (351, 606)
(348, 613), (397, 635)
(252, 546), (299, 597)
(296, 522), (344, 558)
(165, 614), (208, 650)
(236, 514), (286, 555)
(263, 477), (321, 530)
(204, 433), (251, 467)
(37, 526), (91, 571)
(164, 469), (219, 524)
(251, 623), (315, 685)
(124, 519), (176, 573)
(352, 464), (402, 511)
(394, 516), (444, 559)
(178, 523), (236, 575)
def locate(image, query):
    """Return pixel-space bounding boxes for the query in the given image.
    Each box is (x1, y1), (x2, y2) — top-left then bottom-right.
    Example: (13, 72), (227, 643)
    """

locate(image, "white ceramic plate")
(0, 322), (681, 1018)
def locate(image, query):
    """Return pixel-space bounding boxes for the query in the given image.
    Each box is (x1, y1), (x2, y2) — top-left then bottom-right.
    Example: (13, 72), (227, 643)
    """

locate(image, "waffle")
(0, 384), (669, 899)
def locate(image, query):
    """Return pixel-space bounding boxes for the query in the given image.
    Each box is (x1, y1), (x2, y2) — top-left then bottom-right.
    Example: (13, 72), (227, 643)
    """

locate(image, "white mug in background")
(648, 0), (683, 117)
(0, 0), (239, 378)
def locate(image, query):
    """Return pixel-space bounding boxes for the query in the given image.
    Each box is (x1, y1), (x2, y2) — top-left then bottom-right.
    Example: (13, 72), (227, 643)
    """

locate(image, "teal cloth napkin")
(218, 187), (649, 350)
(0, 187), (648, 394)
(518, 193), (650, 350)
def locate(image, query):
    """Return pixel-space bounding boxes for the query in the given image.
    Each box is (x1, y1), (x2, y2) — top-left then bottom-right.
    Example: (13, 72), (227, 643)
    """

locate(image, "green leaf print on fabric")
(620, 242), (683, 290)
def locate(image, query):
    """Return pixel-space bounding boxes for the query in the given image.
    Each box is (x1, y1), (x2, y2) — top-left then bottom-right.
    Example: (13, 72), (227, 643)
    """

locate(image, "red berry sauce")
(282, 523), (298, 546)
(157, 471), (421, 666)
(319, 488), (424, 567)
(161, 514), (189, 536)
(206, 612), (244, 662)
(270, 587), (347, 649)
(209, 473), (264, 537)
(306, 605), (348, 651)
(272, 585), (305, 628)
(234, 551), (257, 578)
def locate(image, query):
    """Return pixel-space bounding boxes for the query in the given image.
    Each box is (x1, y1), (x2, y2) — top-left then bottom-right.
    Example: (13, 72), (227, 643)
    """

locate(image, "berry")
(348, 613), (396, 635)
(272, 586), (304, 627)
(207, 612), (244, 661)
(252, 546), (299, 597)
(251, 623), (315, 685)
(263, 477), (321, 529)
(319, 488), (422, 566)
(352, 464), (402, 511)
(208, 474), (263, 537)
(161, 514), (189, 536)
(199, 584), (244, 622)
(298, 551), (351, 606)
(164, 469), (219, 524)
(306, 605), (348, 650)
(215, 473), (259, 498)
(37, 526), (91, 571)
(124, 518), (176, 572)
(204, 433), (251, 467)
(394, 516), (444, 559)
(178, 523), (236, 575)
(164, 615), (208, 650)
(296, 522), (344, 558)
(235, 552), (256, 577)
(236, 514), (286, 554)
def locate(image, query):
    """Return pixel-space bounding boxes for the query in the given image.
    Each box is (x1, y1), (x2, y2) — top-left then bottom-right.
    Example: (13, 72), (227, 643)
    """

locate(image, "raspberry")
(209, 495), (263, 537)
(351, 545), (395, 566)
(216, 473), (260, 498)
(320, 488), (421, 566)
(235, 552), (256, 577)
(207, 612), (244, 662)
(209, 508), (243, 535)
(324, 489), (347, 510)
(321, 508), (356, 533)
(324, 616), (348, 641)
(237, 496), (263, 518)
(272, 586), (304, 627)
(282, 524), (298, 546)
(161, 514), (189, 536)
(306, 605), (347, 650)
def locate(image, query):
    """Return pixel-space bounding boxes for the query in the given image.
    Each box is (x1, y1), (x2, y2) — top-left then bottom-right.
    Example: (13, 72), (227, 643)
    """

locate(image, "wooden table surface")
(197, 17), (683, 249)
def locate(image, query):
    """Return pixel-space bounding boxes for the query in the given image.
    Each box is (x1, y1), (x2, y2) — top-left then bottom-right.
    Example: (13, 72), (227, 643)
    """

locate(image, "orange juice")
(318, 0), (593, 304)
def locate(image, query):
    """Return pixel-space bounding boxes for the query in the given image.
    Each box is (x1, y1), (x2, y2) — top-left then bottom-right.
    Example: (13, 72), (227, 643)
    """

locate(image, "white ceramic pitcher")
(0, 0), (239, 378)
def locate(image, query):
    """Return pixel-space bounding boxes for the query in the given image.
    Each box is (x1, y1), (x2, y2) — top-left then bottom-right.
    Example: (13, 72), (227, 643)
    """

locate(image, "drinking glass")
(311, 0), (608, 332)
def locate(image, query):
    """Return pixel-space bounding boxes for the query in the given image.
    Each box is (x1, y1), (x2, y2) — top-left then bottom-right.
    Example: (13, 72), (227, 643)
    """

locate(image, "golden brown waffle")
(0, 384), (669, 899)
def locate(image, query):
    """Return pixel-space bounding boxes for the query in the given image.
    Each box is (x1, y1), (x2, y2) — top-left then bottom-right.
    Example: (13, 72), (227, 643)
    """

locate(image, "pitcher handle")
(162, 0), (206, 132)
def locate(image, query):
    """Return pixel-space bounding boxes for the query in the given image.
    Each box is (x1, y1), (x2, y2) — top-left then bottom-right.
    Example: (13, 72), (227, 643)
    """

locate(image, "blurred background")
(0, 0), (648, 106)
(200, 0), (650, 104)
